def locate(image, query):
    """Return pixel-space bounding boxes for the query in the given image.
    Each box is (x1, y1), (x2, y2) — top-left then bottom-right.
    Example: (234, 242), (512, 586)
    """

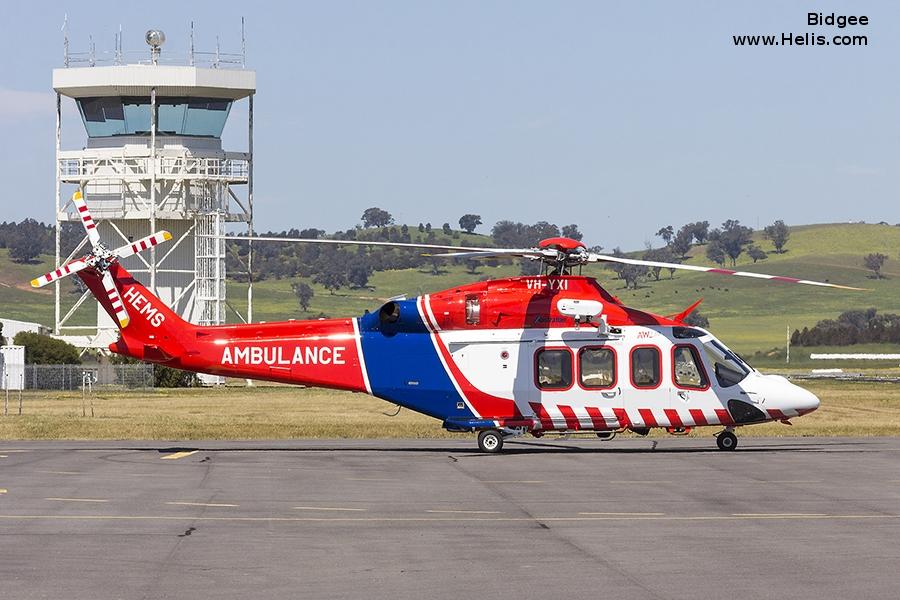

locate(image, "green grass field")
(0, 380), (897, 440)
(2, 223), (899, 359)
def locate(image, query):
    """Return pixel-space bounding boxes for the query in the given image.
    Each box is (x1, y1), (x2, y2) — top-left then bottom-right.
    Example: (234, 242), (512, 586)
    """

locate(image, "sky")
(1, 1), (897, 250)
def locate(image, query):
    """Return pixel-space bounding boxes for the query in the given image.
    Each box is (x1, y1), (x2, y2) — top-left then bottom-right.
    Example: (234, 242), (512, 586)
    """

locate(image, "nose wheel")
(716, 430), (738, 451)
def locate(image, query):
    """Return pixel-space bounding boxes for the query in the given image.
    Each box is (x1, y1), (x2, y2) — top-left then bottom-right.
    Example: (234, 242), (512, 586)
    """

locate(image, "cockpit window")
(702, 339), (750, 387)
(672, 327), (705, 339)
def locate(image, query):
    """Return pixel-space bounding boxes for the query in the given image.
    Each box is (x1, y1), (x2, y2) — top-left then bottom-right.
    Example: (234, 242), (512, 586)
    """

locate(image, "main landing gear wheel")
(477, 429), (504, 453)
(717, 431), (738, 451)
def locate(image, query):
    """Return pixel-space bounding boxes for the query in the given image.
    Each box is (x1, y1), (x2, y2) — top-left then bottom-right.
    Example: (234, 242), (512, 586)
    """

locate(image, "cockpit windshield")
(701, 338), (752, 387)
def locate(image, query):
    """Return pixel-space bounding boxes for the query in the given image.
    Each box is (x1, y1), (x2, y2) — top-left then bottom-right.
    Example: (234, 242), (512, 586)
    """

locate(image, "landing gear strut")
(716, 429), (738, 451)
(477, 429), (504, 453)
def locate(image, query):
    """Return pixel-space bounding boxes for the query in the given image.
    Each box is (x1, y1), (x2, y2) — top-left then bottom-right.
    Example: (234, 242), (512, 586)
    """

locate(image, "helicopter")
(34, 191), (861, 452)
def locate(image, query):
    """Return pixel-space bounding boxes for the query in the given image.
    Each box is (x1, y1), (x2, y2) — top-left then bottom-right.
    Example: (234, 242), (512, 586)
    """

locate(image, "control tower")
(52, 28), (255, 351)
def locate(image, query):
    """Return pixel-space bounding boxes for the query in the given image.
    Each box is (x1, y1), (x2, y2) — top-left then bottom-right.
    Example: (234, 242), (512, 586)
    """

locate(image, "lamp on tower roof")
(145, 29), (165, 65)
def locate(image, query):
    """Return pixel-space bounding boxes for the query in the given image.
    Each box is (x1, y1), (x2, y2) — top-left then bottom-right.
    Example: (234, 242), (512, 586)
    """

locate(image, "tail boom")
(78, 264), (370, 391)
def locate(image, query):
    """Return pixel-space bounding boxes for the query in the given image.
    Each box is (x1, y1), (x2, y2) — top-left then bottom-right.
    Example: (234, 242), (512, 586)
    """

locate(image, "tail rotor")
(30, 190), (172, 328)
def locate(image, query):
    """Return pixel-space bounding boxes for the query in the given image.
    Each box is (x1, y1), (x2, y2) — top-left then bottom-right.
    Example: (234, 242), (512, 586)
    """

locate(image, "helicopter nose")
(759, 375), (820, 417)
(790, 385), (821, 416)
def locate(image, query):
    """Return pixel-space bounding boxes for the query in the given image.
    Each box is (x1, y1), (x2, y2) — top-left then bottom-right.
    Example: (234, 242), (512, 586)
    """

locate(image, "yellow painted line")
(166, 501), (238, 508)
(426, 510), (504, 515)
(345, 477), (397, 482)
(0, 455), (7, 458)
(293, 506), (367, 512)
(579, 512), (665, 516)
(0, 489), (7, 495)
(160, 450), (198, 460)
(44, 497), (109, 503)
(0, 514), (896, 523)
(38, 470), (81, 475)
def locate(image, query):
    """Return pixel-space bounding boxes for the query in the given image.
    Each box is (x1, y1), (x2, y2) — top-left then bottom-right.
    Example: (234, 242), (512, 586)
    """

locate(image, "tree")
(442, 223), (452, 235)
(643, 247), (676, 281)
(0, 321), (4, 345)
(690, 221), (710, 244)
(361, 207), (393, 228)
(8, 230), (43, 263)
(747, 245), (768, 263)
(313, 250), (348, 294)
(715, 220), (753, 266)
(684, 310), (710, 328)
(347, 261), (373, 289)
(465, 259), (480, 275)
(458, 214), (482, 234)
(561, 224), (583, 241)
(706, 241), (726, 266)
(13, 332), (81, 364)
(530, 221), (560, 242)
(670, 227), (694, 259)
(291, 282), (314, 311)
(656, 225), (674, 246)
(418, 223), (425, 233)
(609, 247), (647, 289)
(864, 253), (888, 278)
(313, 269), (347, 294)
(154, 366), (197, 388)
(764, 220), (790, 253)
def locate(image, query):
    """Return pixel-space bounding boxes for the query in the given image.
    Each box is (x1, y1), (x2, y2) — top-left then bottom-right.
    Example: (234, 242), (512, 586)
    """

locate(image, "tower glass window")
(76, 97), (233, 137)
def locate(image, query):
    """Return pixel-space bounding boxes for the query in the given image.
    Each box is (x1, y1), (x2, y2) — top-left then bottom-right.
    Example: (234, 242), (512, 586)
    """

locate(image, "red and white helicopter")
(34, 191), (861, 452)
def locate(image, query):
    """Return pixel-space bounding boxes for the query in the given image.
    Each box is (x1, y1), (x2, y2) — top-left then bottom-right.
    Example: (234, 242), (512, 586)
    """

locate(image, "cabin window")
(465, 295), (480, 325)
(535, 349), (573, 390)
(672, 345), (708, 389)
(630, 346), (661, 389)
(579, 347), (616, 389)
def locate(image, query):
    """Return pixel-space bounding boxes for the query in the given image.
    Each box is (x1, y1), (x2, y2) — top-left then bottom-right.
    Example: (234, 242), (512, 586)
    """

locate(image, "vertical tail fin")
(77, 262), (193, 361)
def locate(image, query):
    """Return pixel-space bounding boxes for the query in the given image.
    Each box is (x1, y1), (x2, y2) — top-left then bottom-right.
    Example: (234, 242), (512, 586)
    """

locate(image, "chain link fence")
(23, 364), (155, 390)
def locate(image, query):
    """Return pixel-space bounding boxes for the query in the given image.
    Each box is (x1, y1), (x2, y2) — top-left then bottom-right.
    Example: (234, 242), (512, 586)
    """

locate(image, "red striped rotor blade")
(71, 190), (102, 246)
(30, 258), (89, 288)
(586, 253), (867, 291)
(113, 231), (173, 259)
(101, 271), (130, 328)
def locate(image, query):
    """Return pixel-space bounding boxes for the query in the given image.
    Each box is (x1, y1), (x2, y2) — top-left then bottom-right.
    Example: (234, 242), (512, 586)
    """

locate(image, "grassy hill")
(2, 223), (898, 364)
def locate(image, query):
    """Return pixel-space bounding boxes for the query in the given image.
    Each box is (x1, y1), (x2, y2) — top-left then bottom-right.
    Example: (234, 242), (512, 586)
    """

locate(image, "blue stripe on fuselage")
(358, 299), (474, 421)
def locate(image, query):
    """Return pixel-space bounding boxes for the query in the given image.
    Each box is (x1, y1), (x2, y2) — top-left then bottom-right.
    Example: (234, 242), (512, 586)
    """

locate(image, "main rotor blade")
(428, 250), (544, 260)
(223, 235), (528, 254)
(30, 258), (89, 288)
(113, 231), (173, 259)
(101, 271), (130, 328)
(71, 190), (101, 247)
(587, 253), (866, 291)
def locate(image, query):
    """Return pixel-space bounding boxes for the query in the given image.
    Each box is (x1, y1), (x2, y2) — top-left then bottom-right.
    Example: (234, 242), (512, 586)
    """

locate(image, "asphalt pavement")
(1, 436), (898, 599)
